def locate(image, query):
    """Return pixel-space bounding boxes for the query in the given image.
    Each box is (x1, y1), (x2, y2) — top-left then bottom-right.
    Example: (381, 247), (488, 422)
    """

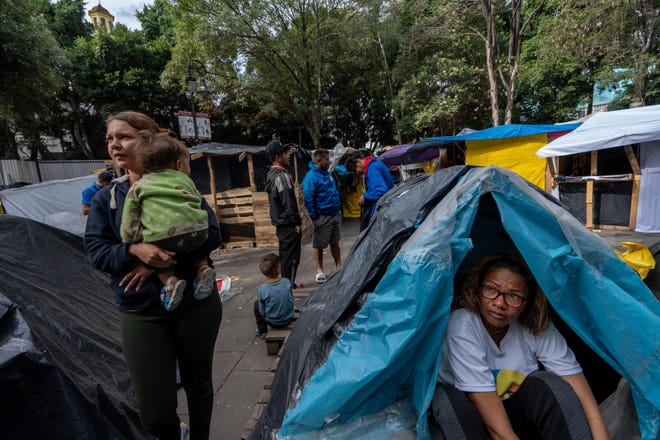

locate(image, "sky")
(85, 1), (154, 30)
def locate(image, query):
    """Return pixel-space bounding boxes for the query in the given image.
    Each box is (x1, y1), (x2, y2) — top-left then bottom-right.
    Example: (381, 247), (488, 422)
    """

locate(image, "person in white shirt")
(430, 254), (611, 440)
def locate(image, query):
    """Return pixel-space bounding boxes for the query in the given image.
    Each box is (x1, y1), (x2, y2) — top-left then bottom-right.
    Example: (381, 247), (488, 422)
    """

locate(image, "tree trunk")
(503, 0), (523, 124)
(631, 1), (656, 107)
(481, 0), (501, 126)
(376, 32), (402, 145)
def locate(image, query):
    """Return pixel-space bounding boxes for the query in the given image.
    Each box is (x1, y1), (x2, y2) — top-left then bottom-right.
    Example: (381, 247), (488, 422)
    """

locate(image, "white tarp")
(536, 105), (660, 157)
(0, 174), (97, 236)
(536, 105), (660, 233)
(636, 140), (660, 232)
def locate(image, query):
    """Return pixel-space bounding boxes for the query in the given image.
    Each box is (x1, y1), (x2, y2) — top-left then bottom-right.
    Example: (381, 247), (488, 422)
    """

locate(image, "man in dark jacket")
(264, 140), (303, 288)
(302, 149), (342, 283)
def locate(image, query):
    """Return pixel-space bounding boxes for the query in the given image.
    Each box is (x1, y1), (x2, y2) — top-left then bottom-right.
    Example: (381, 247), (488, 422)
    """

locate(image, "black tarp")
(558, 181), (633, 226)
(0, 216), (147, 439)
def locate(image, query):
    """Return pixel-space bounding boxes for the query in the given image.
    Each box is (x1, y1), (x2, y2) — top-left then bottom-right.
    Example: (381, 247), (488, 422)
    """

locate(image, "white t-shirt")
(438, 308), (582, 399)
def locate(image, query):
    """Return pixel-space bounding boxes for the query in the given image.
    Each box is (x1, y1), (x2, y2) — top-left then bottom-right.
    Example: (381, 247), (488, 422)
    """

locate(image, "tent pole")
(247, 153), (256, 191)
(624, 145), (641, 230)
(207, 154), (220, 221)
(545, 158), (557, 193)
(586, 151), (597, 229)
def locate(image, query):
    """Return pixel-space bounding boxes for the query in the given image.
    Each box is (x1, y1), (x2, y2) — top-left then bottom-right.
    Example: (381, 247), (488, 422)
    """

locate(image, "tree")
(531, 0), (658, 112)
(390, 0), (491, 136)
(0, 0), (68, 158)
(425, 0), (545, 126)
(65, 1), (188, 157)
(170, 0), (367, 148)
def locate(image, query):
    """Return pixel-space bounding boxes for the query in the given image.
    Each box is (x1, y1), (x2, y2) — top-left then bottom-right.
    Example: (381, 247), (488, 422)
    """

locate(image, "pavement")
(176, 217), (362, 439)
(176, 217), (658, 439)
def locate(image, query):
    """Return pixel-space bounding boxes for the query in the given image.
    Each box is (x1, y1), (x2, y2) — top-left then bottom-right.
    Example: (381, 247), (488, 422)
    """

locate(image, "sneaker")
(193, 266), (216, 300)
(315, 271), (327, 284)
(161, 277), (186, 311)
(180, 422), (189, 440)
(293, 282), (304, 289)
(255, 328), (268, 339)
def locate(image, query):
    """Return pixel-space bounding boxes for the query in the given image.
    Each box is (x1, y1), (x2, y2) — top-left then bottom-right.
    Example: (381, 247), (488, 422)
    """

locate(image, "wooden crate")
(216, 188), (255, 224)
(252, 191), (278, 247)
(204, 188), (279, 249)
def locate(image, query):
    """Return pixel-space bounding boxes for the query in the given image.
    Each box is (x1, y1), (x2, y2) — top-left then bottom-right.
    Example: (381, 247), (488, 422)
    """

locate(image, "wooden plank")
(585, 151), (598, 229)
(219, 206), (254, 216)
(596, 224), (632, 231)
(254, 220), (274, 228)
(217, 188), (253, 197)
(624, 145), (641, 175)
(247, 153), (256, 191)
(216, 196), (253, 206)
(252, 192), (269, 202)
(207, 155), (220, 222)
(256, 242), (278, 249)
(255, 225), (276, 233)
(545, 158), (556, 194)
(218, 216), (254, 224)
(585, 180), (594, 229)
(222, 240), (255, 250)
(628, 174), (640, 230)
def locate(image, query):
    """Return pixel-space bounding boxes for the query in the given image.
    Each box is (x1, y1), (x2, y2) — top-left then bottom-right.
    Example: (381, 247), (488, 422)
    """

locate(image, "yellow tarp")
(465, 134), (548, 188)
(342, 180), (364, 218)
(615, 242), (656, 280)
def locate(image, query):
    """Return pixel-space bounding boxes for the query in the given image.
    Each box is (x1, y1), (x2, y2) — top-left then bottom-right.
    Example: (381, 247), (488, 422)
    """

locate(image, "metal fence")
(0, 159), (107, 187)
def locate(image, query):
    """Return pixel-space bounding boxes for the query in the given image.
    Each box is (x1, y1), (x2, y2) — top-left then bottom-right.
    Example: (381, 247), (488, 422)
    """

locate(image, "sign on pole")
(177, 111), (212, 140)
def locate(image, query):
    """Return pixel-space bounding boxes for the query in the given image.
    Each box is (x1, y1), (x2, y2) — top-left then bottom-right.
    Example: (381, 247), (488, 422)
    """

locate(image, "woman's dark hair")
(455, 254), (550, 335)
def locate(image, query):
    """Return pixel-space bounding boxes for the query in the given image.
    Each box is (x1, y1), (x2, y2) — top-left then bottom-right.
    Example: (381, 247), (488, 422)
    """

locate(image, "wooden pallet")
(222, 237), (256, 250)
(252, 192), (277, 247)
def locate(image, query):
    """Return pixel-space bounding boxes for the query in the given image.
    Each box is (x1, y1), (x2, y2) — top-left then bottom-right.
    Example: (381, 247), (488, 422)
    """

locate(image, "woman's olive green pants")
(120, 294), (222, 440)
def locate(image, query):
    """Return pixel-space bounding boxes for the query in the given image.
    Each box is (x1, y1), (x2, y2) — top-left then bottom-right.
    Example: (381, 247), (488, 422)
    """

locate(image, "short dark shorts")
(313, 214), (341, 249)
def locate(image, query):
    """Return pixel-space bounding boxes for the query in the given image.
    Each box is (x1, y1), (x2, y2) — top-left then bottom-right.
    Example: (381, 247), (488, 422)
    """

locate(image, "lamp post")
(185, 59), (210, 142)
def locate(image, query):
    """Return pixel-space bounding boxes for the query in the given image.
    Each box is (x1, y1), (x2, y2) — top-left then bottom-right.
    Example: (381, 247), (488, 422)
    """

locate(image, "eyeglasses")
(481, 285), (528, 308)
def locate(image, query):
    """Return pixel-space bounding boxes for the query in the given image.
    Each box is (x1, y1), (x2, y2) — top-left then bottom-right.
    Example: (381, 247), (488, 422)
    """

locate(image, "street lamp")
(185, 59), (210, 142)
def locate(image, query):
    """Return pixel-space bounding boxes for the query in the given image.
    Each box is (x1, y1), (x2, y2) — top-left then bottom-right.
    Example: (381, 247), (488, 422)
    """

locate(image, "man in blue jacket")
(352, 149), (394, 231)
(302, 149), (342, 283)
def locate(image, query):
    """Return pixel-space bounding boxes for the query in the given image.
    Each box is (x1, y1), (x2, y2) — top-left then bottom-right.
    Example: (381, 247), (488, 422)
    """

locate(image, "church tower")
(88, 1), (115, 34)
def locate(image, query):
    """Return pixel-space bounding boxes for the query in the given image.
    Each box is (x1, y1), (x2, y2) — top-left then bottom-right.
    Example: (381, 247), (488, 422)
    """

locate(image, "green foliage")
(0, 0), (68, 157)
(50, 0), (93, 47)
(2, 0), (657, 160)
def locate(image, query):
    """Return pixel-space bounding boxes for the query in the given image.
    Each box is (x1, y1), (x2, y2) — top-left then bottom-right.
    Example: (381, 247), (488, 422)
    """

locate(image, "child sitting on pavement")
(120, 132), (216, 311)
(254, 253), (295, 338)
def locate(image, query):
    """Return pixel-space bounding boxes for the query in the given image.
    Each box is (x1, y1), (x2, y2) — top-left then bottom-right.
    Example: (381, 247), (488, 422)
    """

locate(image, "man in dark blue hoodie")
(302, 149), (342, 283)
(264, 140), (303, 288)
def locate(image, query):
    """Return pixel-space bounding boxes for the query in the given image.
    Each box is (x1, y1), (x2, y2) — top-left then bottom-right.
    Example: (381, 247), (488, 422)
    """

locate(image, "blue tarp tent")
(411, 124), (583, 188)
(412, 123), (582, 148)
(250, 166), (659, 440)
